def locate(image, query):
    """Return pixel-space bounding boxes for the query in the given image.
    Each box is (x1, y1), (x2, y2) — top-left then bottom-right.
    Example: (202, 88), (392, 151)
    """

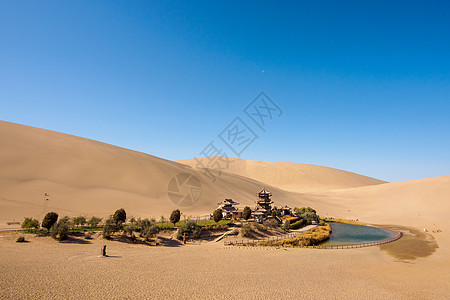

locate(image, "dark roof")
(224, 198), (239, 204)
(258, 187), (272, 195)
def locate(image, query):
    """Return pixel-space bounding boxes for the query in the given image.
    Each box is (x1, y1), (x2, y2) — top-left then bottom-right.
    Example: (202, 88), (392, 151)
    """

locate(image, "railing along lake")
(224, 227), (402, 249)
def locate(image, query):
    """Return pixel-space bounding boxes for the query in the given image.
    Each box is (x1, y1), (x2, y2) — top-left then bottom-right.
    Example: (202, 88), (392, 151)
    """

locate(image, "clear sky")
(1, 1), (449, 182)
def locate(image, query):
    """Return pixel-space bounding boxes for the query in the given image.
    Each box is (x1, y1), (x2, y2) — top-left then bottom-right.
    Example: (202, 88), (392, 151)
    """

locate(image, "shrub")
(21, 217), (40, 232)
(42, 212), (58, 232)
(289, 219), (306, 230)
(138, 218), (160, 241)
(242, 206), (252, 220)
(170, 209), (181, 226)
(113, 208), (127, 223)
(87, 216), (102, 228)
(50, 219), (69, 241)
(193, 227), (202, 238)
(124, 226), (136, 237)
(281, 216), (300, 224)
(176, 227), (184, 240)
(263, 219), (279, 228)
(16, 236), (26, 243)
(219, 224), (229, 231)
(282, 221), (290, 232)
(294, 207), (317, 215)
(103, 216), (123, 238)
(253, 223), (263, 231)
(241, 223), (252, 238)
(84, 232), (92, 239)
(213, 209), (223, 223)
(177, 220), (201, 240)
(73, 216), (87, 227)
(300, 211), (320, 225)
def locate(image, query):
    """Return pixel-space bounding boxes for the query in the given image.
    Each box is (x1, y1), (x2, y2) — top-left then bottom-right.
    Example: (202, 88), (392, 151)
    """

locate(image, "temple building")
(255, 188), (273, 213)
(251, 188), (274, 221)
(217, 198), (240, 219)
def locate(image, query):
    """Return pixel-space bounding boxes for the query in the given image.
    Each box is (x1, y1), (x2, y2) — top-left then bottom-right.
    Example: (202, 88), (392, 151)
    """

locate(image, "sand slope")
(308, 175), (450, 231)
(0, 121), (311, 223)
(178, 157), (386, 192)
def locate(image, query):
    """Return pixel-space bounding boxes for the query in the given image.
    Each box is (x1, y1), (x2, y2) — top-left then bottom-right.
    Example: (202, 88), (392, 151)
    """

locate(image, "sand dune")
(0, 121), (309, 223)
(308, 175), (450, 230)
(178, 157), (386, 192)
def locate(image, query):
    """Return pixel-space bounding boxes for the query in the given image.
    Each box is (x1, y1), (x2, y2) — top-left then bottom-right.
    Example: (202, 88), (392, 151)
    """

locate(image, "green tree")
(170, 209), (181, 226)
(73, 216), (87, 227)
(50, 219), (69, 241)
(42, 212), (58, 232)
(213, 209), (223, 223)
(176, 220), (201, 240)
(113, 208), (126, 223)
(138, 218), (160, 241)
(102, 216), (123, 239)
(87, 216), (102, 228)
(21, 217), (40, 232)
(294, 207), (316, 216)
(282, 220), (290, 232)
(242, 206), (252, 220)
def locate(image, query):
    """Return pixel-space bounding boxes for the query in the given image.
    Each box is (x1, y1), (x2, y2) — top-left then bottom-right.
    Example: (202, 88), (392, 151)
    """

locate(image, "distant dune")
(0, 120), (449, 238)
(308, 175), (450, 231)
(178, 157), (386, 192)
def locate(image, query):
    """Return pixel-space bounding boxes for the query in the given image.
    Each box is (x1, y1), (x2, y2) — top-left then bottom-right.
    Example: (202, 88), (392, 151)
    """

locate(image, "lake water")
(321, 222), (396, 245)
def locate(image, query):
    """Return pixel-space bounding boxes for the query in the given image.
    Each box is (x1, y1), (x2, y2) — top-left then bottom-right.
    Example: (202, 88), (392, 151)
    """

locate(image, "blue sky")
(1, 1), (449, 182)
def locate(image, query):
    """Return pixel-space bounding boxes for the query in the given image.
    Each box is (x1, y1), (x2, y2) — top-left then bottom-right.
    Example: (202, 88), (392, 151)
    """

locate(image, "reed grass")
(258, 224), (332, 247)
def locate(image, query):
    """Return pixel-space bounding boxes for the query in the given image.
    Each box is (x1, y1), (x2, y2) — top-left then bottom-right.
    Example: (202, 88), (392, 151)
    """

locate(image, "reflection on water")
(321, 222), (396, 245)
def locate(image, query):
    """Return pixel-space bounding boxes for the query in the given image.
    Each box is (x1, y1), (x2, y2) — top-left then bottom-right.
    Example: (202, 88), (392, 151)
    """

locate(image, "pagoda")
(255, 188), (273, 214)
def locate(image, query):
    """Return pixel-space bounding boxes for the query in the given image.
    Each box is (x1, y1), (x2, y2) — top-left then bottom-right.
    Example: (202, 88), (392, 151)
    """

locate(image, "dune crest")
(178, 157), (386, 193)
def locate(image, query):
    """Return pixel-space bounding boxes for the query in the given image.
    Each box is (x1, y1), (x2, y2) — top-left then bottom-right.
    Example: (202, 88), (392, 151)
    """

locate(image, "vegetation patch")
(258, 224), (332, 247)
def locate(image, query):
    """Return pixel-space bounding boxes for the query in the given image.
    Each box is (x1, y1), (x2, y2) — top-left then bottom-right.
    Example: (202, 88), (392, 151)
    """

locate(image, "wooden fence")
(224, 229), (402, 249)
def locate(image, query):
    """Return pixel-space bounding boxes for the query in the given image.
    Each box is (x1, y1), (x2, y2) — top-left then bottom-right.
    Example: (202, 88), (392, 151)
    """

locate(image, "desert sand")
(178, 157), (386, 193)
(1, 120), (450, 299)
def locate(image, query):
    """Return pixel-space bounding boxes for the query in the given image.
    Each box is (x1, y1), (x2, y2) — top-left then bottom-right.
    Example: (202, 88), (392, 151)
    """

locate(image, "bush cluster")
(281, 221), (290, 232)
(289, 219), (306, 230)
(263, 219), (279, 228)
(137, 218), (160, 241)
(177, 220), (202, 240)
(16, 236), (26, 243)
(21, 217), (40, 232)
(103, 216), (123, 239)
(87, 216), (103, 228)
(293, 207), (320, 225)
(240, 223), (253, 238)
(50, 219), (69, 241)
